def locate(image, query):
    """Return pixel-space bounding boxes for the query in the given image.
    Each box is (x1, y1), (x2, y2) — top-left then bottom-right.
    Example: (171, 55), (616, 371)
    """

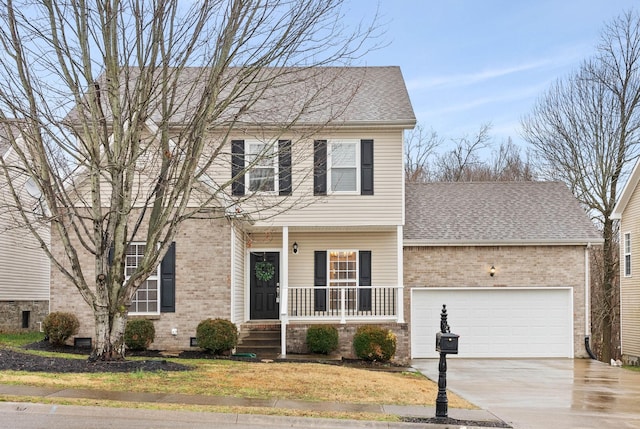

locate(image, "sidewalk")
(0, 383), (504, 428)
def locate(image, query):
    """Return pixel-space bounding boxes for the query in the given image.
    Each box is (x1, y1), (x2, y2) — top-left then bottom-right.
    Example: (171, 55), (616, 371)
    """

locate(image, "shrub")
(306, 325), (339, 355)
(42, 312), (79, 346)
(196, 318), (238, 355)
(124, 319), (155, 351)
(353, 326), (396, 362)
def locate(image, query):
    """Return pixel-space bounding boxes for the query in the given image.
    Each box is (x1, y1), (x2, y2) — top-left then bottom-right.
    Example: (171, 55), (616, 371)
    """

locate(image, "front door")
(250, 252), (280, 319)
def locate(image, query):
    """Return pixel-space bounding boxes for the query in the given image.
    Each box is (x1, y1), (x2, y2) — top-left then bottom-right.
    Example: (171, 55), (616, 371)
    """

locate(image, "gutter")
(403, 238), (605, 247)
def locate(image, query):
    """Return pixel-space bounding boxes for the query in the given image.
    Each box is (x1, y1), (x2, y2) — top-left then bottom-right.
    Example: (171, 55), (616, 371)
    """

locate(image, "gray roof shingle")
(404, 182), (603, 244)
(68, 66), (416, 127)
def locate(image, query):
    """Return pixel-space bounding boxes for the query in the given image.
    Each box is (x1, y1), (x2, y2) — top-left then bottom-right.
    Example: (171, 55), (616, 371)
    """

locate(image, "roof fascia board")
(612, 156), (640, 219)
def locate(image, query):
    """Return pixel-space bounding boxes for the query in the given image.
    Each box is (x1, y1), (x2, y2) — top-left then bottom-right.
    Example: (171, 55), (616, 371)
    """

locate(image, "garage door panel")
(411, 288), (573, 358)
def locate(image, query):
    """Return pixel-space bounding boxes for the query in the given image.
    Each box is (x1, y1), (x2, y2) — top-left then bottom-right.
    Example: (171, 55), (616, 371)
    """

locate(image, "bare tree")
(0, 0), (375, 360)
(404, 124), (442, 182)
(433, 123), (492, 182)
(521, 11), (640, 361)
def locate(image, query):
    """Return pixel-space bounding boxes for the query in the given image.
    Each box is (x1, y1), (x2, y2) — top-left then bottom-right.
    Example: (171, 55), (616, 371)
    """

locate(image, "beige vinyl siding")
(232, 222), (246, 324)
(287, 230), (398, 287)
(205, 128), (404, 227)
(0, 145), (50, 301)
(620, 181), (640, 358)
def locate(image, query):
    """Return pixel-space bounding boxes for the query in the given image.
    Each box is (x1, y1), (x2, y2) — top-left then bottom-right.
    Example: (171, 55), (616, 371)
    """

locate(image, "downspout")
(584, 243), (597, 360)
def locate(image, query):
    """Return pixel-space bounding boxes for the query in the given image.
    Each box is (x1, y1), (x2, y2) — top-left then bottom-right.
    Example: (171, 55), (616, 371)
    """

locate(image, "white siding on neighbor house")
(620, 181), (640, 358)
(0, 145), (50, 301)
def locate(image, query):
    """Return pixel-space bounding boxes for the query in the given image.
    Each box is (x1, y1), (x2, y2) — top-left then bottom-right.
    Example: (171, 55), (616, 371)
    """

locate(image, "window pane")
(331, 143), (356, 167)
(249, 168), (275, 192)
(331, 168), (356, 191)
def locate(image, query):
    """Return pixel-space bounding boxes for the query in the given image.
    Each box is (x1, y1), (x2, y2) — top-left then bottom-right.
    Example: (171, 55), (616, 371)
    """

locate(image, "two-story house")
(49, 66), (416, 360)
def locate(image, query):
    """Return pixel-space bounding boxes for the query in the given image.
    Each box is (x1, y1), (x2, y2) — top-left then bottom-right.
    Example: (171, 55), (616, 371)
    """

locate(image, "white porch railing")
(287, 286), (400, 323)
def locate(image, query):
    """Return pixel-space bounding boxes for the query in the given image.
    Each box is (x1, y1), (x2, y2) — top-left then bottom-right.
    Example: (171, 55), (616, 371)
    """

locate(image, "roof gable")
(612, 156), (640, 219)
(404, 182), (603, 245)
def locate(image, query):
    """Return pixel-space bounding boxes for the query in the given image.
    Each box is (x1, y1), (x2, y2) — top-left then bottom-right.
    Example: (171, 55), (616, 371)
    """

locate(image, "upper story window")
(624, 232), (632, 277)
(232, 139), (292, 196)
(329, 141), (359, 193)
(314, 139), (373, 196)
(126, 243), (160, 315)
(247, 141), (277, 192)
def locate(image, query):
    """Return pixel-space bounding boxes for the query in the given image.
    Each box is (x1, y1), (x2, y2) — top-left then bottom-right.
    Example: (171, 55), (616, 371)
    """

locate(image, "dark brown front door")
(250, 252), (280, 319)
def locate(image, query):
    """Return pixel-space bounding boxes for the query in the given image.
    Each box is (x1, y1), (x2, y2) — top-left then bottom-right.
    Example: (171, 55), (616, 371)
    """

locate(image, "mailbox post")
(435, 304), (459, 419)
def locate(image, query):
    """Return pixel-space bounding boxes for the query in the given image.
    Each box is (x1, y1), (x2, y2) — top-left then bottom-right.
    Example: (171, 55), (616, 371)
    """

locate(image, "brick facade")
(286, 322), (410, 365)
(403, 245), (589, 358)
(50, 216), (232, 350)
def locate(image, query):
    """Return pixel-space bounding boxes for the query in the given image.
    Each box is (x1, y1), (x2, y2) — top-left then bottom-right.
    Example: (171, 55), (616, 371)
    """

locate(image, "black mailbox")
(436, 331), (459, 354)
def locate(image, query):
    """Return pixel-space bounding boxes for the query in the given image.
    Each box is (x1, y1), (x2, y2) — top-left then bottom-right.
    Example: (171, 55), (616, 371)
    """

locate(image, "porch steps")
(236, 323), (281, 359)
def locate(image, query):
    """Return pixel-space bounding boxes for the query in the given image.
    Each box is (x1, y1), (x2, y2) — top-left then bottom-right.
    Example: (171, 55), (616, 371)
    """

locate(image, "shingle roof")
(68, 66), (416, 128)
(404, 182), (603, 245)
(0, 119), (26, 155)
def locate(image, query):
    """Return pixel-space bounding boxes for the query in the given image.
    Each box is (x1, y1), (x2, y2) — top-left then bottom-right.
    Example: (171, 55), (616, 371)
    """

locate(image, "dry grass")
(0, 358), (474, 409)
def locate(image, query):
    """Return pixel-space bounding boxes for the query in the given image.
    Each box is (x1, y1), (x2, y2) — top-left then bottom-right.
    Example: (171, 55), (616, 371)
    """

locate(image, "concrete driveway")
(412, 358), (640, 429)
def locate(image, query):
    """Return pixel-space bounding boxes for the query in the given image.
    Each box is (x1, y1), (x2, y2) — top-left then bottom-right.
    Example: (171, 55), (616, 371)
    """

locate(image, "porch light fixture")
(489, 265), (496, 277)
(292, 242), (299, 254)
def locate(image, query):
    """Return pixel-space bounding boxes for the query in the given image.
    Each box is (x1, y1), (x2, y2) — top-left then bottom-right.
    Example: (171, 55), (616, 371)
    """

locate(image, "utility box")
(436, 331), (460, 355)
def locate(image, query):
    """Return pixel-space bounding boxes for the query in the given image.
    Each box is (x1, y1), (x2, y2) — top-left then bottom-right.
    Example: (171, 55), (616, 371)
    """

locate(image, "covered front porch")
(236, 225), (405, 357)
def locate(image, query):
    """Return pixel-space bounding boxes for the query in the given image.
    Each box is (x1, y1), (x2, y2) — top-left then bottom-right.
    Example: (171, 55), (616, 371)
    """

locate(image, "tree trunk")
(599, 218), (619, 363)
(90, 306), (127, 361)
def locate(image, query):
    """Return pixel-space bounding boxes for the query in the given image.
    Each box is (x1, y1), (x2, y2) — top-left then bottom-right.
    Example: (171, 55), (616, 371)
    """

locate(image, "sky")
(344, 0), (640, 151)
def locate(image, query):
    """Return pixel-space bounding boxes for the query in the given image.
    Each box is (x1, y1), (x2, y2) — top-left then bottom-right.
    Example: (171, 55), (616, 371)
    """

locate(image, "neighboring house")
(0, 120), (50, 331)
(404, 182), (602, 359)
(612, 159), (640, 365)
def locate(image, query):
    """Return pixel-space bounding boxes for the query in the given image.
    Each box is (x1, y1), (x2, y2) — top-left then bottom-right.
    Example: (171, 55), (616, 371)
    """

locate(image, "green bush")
(306, 325), (339, 354)
(124, 319), (155, 351)
(196, 318), (238, 355)
(42, 312), (79, 346)
(353, 326), (396, 362)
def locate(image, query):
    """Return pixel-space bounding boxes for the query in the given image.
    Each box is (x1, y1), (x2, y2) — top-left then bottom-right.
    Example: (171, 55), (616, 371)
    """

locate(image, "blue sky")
(345, 0), (640, 149)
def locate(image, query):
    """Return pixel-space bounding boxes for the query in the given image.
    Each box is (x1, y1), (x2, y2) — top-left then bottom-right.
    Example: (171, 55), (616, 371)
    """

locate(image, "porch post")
(281, 226), (289, 357)
(397, 225), (405, 323)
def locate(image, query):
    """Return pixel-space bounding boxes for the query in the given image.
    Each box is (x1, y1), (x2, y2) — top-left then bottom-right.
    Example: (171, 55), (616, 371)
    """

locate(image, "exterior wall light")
(292, 242), (299, 254)
(489, 265), (496, 277)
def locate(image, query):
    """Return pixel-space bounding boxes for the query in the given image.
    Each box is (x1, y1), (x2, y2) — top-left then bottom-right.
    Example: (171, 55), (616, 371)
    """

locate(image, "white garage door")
(411, 288), (573, 358)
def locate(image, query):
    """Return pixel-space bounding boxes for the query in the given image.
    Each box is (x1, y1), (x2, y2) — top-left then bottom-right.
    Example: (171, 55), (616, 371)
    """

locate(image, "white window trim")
(624, 232), (632, 277)
(127, 242), (161, 316)
(327, 139), (360, 194)
(327, 249), (359, 287)
(246, 139), (279, 194)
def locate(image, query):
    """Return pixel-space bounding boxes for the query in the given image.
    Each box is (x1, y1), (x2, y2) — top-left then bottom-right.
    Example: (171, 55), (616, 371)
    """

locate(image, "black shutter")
(313, 140), (327, 195)
(358, 250), (372, 311)
(314, 250), (327, 311)
(279, 139), (292, 196)
(361, 139), (374, 195)
(160, 242), (176, 313)
(231, 140), (245, 196)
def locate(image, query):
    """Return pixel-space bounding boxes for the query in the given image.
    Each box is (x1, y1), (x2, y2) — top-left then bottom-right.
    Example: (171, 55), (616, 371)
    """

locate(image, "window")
(313, 139), (373, 196)
(127, 243), (160, 314)
(625, 232), (632, 277)
(329, 140), (359, 193)
(328, 250), (358, 310)
(247, 141), (277, 192)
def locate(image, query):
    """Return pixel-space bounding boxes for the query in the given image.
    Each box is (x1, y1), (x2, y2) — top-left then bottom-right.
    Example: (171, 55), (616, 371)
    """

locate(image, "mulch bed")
(401, 416), (512, 428)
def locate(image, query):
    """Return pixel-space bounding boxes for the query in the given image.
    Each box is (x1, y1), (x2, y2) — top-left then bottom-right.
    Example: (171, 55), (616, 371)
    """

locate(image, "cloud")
(405, 55), (575, 92)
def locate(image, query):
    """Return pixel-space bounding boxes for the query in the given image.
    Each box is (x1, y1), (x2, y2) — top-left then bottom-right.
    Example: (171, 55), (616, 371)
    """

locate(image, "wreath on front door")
(255, 261), (275, 282)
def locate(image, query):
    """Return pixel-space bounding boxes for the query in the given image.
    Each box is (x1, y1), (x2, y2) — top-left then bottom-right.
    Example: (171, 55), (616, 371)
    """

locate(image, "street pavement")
(412, 358), (640, 429)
